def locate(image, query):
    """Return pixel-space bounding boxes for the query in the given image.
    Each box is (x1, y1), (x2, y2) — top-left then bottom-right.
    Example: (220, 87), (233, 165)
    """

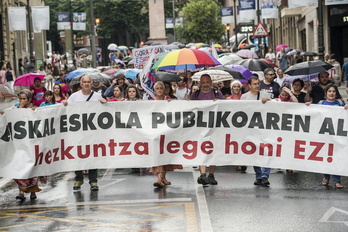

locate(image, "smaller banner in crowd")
(132, 46), (166, 70)
(31, 6), (50, 32)
(0, 101), (347, 179)
(8, 7), (27, 31)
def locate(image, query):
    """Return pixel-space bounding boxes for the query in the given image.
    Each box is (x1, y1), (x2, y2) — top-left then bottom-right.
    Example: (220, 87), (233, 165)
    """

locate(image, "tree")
(176, 0), (225, 43)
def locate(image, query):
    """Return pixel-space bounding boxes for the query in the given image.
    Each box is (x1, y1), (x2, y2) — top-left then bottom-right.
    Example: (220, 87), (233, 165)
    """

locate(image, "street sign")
(252, 22), (269, 37)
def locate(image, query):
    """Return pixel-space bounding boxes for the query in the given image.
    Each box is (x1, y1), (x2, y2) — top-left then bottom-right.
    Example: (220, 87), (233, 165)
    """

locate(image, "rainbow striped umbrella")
(152, 48), (221, 71)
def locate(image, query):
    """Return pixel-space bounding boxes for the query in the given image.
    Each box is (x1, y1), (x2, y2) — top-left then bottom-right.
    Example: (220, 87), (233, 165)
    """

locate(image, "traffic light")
(226, 25), (231, 31)
(95, 18), (100, 25)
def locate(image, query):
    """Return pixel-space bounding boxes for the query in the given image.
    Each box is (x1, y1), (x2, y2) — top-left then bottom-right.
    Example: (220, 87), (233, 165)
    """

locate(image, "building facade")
(0, 0), (45, 74)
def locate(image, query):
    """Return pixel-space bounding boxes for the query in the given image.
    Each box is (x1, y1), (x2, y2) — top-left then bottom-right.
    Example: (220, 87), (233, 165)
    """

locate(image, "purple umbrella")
(236, 50), (259, 59)
(224, 64), (253, 82)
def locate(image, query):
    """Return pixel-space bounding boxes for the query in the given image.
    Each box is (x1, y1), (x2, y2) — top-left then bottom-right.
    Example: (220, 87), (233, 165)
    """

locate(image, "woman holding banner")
(13, 90), (44, 201)
(150, 81), (183, 187)
(308, 83), (348, 189)
(125, 85), (142, 101)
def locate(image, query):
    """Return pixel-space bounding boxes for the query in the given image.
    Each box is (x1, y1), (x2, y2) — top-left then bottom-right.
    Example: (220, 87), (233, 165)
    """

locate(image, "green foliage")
(176, 0), (225, 43)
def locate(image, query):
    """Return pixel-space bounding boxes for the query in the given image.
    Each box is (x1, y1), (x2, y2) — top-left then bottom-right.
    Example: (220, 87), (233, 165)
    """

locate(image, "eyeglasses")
(267, 73), (275, 76)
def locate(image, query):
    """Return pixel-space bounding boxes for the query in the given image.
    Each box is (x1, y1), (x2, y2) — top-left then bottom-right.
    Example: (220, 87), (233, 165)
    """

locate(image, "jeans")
(75, 169), (98, 183)
(324, 174), (341, 183)
(253, 166), (271, 179)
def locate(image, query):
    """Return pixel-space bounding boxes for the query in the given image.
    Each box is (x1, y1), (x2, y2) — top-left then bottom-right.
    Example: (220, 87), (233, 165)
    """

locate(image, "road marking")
(193, 169), (214, 232)
(319, 207), (348, 226)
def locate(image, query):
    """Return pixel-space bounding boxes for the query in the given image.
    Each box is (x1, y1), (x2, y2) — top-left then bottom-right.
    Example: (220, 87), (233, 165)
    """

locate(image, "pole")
(317, 0), (324, 61)
(90, 0), (96, 68)
(26, 0), (34, 61)
(172, 0), (176, 41)
(70, 0), (76, 67)
(233, 0), (238, 51)
(256, 0), (262, 58)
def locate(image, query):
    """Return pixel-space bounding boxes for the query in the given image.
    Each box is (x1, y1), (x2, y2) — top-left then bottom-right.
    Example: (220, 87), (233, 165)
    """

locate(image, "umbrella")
(259, 59), (278, 68)
(114, 69), (143, 80)
(236, 50), (259, 59)
(218, 54), (243, 65)
(107, 43), (118, 51)
(102, 68), (119, 76)
(301, 51), (318, 56)
(213, 44), (223, 49)
(65, 68), (98, 80)
(152, 48), (221, 71)
(241, 44), (256, 50)
(285, 47), (293, 53)
(287, 49), (303, 56)
(77, 48), (89, 55)
(128, 59), (135, 65)
(283, 73), (319, 84)
(192, 70), (233, 83)
(151, 42), (162, 46)
(0, 84), (16, 98)
(235, 58), (274, 71)
(207, 66), (246, 80)
(224, 64), (253, 81)
(276, 44), (288, 51)
(284, 60), (333, 76)
(69, 72), (111, 86)
(155, 72), (181, 82)
(14, 73), (45, 86)
(238, 43), (249, 49)
(164, 44), (180, 51)
(114, 59), (126, 66)
(118, 45), (128, 51)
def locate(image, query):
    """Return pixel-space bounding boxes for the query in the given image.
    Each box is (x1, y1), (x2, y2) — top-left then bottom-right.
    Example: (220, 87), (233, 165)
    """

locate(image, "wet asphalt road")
(1, 167), (348, 232)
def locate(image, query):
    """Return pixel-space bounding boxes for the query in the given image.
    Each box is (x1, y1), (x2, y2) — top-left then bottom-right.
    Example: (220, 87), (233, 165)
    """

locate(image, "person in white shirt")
(274, 68), (285, 86)
(265, 48), (276, 64)
(62, 75), (106, 191)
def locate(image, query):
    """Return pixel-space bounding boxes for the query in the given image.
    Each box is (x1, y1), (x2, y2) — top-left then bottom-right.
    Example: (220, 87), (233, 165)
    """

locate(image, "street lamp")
(70, 0), (76, 68)
(26, 0), (34, 61)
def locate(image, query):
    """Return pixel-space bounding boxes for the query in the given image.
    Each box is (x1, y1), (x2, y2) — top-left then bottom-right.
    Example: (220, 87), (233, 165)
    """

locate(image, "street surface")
(1, 167), (348, 232)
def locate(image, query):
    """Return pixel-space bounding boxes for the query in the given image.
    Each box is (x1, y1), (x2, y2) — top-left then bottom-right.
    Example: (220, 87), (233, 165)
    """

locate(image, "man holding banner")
(191, 74), (224, 185)
(241, 76), (272, 186)
(62, 75), (106, 191)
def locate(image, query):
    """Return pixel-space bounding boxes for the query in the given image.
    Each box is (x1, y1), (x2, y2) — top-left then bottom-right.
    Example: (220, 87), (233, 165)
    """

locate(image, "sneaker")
(73, 181), (84, 190)
(208, 174), (218, 185)
(197, 174), (209, 185)
(90, 182), (99, 191)
(261, 177), (270, 186)
(254, 179), (263, 185)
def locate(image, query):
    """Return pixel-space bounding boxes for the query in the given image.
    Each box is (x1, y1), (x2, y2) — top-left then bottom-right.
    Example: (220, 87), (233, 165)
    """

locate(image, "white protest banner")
(31, 6), (50, 32)
(132, 46), (166, 69)
(0, 100), (347, 179)
(8, 7), (27, 31)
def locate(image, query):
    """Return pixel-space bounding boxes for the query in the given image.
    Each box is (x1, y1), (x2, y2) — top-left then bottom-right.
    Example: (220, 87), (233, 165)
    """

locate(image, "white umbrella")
(107, 43), (118, 51)
(218, 54), (243, 65)
(192, 70), (233, 83)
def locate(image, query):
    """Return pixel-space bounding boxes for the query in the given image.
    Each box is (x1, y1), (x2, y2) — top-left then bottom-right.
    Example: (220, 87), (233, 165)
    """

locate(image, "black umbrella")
(301, 51), (318, 56)
(241, 44), (256, 50)
(77, 48), (89, 55)
(69, 72), (111, 86)
(235, 59), (273, 72)
(207, 66), (246, 80)
(155, 72), (181, 82)
(284, 60), (333, 76)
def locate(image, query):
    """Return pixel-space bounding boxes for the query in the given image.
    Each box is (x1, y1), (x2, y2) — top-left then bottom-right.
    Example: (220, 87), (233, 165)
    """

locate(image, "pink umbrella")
(14, 73), (45, 86)
(259, 59), (278, 68)
(236, 50), (259, 59)
(276, 44), (288, 51)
